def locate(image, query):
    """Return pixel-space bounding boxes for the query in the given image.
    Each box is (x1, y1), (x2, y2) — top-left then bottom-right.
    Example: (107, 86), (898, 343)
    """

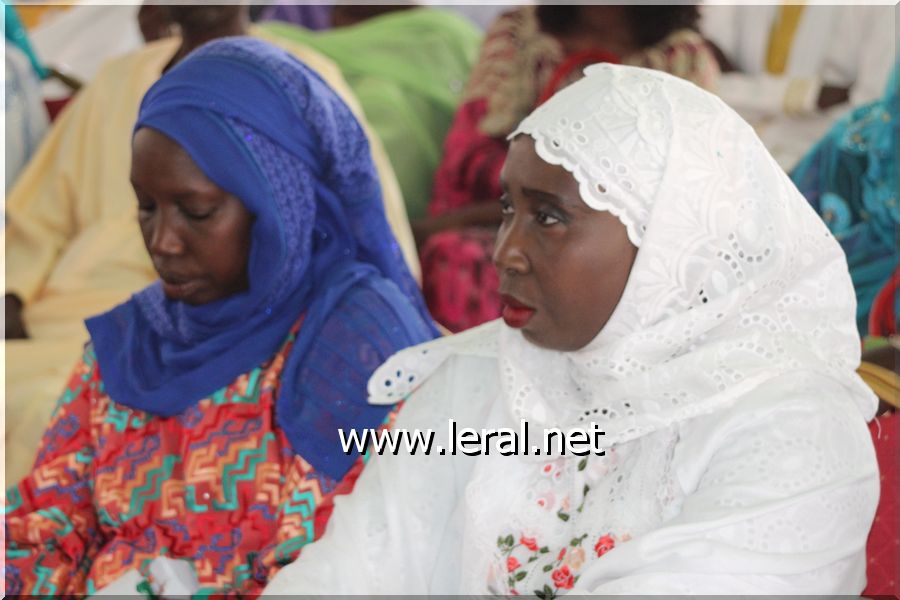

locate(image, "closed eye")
(136, 197), (155, 215)
(180, 204), (217, 221)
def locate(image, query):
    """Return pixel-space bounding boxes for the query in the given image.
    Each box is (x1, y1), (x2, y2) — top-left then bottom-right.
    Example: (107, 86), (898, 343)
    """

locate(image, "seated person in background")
(5, 44), (49, 191)
(791, 64), (900, 414)
(701, 4), (895, 169)
(415, 4), (719, 332)
(3, 5), (417, 483)
(5, 3), (50, 188)
(258, 2), (335, 31)
(264, 64), (878, 596)
(791, 63), (898, 338)
(260, 6), (483, 221)
(4, 38), (438, 596)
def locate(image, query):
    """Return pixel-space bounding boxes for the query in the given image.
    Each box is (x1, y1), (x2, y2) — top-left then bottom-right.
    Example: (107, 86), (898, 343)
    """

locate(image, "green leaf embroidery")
(504, 534), (515, 546)
(557, 510), (570, 522)
(539, 546), (550, 554)
(577, 458), (587, 471)
(542, 565), (554, 572)
(515, 571), (527, 582)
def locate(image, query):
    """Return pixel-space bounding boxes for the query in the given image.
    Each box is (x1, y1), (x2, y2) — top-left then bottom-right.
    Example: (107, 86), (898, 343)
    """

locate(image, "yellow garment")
(15, 4), (71, 29)
(857, 360), (900, 409)
(4, 29), (418, 483)
(765, 3), (806, 75)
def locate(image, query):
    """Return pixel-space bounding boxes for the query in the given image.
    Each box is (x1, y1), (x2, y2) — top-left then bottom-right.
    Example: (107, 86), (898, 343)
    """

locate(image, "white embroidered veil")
(366, 63), (876, 593)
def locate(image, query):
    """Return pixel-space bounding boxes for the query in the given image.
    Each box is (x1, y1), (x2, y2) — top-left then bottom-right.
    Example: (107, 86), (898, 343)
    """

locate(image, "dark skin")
(131, 128), (254, 305)
(4, 6), (250, 337)
(494, 136), (637, 351)
(163, 6), (248, 69)
(411, 6), (641, 246)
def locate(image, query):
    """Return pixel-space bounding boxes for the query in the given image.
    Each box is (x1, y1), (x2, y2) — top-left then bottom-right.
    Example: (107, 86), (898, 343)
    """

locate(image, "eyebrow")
(521, 187), (580, 210)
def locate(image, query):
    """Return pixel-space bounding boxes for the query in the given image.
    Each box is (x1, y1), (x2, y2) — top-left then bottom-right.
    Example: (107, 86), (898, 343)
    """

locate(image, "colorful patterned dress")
(5, 320), (372, 596)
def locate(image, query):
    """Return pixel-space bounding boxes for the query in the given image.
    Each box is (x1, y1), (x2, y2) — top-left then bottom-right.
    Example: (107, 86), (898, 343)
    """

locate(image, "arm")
(818, 5), (894, 108)
(4, 79), (98, 306)
(5, 293), (28, 339)
(713, 6), (892, 119)
(258, 279), (442, 593)
(572, 387), (878, 594)
(5, 349), (103, 596)
(263, 354), (464, 595)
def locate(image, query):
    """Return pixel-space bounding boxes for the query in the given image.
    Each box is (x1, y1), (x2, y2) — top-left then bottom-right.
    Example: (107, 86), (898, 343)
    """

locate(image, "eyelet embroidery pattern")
(365, 64), (875, 595)
(473, 433), (679, 597)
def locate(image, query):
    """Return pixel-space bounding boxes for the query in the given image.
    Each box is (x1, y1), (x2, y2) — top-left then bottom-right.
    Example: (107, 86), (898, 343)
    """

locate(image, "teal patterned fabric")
(792, 63), (899, 335)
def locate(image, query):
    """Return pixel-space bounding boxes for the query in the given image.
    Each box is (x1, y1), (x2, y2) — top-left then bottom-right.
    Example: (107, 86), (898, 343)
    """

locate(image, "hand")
(5, 294), (28, 339)
(817, 85), (850, 110)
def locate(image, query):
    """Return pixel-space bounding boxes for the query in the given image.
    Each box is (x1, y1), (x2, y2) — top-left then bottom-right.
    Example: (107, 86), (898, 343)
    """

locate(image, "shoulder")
(309, 277), (438, 378)
(251, 25), (344, 92)
(368, 319), (501, 405)
(93, 37), (179, 85)
(674, 373), (877, 493)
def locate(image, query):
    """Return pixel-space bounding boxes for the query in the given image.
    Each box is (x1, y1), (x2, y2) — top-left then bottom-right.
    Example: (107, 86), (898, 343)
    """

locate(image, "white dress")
(265, 64), (879, 595)
(264, 323), (877, 594)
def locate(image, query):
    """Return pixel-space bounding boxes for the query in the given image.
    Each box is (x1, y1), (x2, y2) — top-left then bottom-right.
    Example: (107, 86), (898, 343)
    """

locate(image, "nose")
(492, 217), (530, 276)
(146, 208), (186, 258)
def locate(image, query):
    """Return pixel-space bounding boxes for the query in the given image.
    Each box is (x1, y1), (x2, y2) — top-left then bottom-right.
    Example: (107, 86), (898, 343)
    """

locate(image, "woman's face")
(494, 136), (637, 351)
(131, 128), (254, 305)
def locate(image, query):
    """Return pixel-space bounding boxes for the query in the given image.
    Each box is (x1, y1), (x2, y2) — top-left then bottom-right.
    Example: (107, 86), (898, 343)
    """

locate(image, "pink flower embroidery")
(564, 547), (585, 571)
(507, 556), (521, 572)
(557, 547), (566, 561)
(551, 565), (575, 589)
(535, 491), (555, 510)
(594, 534), (615, 557)
(520, 536), (539, 552)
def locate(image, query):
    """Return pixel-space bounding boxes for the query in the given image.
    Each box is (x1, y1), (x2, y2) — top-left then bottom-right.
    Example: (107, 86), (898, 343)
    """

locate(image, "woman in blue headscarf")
(5, 37), (438, 596)
(791, 62), (899, 337)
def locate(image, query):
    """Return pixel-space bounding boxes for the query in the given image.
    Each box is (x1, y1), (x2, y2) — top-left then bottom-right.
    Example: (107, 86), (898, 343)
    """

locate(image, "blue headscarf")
(85, 37), (438, 480)
(791, 62), (899, 335)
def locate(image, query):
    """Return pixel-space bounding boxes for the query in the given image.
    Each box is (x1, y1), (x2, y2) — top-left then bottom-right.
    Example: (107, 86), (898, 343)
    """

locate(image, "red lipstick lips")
(500, 294), (535, 328)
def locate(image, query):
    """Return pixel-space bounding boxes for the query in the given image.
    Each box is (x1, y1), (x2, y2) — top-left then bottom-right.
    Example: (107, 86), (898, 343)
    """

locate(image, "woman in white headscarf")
(263, 63), (879, 595)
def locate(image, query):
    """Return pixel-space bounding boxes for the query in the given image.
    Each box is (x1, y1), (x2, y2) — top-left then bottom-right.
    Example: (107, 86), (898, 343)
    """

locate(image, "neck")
(555, 7), (639, 59)
(168, 15), (248, 70)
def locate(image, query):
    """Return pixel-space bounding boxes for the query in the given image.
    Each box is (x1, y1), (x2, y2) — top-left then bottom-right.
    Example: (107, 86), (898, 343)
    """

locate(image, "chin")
(521, 327), (587, 353)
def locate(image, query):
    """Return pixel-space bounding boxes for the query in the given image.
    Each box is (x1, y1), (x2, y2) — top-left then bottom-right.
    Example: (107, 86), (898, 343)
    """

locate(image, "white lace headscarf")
(372, 62), (874, 437)
(365, 63), (876, 594)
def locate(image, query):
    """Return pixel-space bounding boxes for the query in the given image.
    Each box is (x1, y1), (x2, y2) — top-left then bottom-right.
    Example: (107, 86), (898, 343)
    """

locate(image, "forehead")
(131, 128), (216, 192)
(502, 136), (582, 197)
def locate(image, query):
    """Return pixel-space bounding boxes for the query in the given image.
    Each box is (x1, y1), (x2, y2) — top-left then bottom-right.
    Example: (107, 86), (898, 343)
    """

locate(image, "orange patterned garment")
(5, 320), (371, 596)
